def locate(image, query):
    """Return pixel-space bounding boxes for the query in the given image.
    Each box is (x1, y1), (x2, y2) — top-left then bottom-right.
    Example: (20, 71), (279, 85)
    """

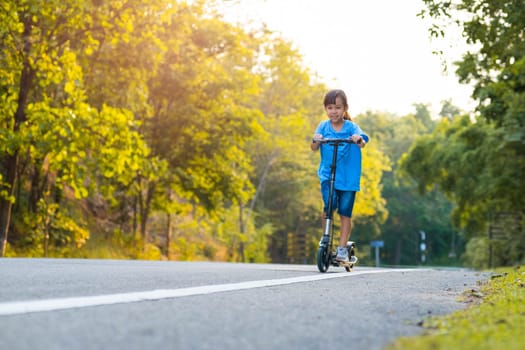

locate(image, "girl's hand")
(351, 134), (365, 147)
(311, 134), (323, 151)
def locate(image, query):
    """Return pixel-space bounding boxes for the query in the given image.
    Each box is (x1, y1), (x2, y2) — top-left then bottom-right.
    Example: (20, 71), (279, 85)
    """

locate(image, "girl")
(311, 89), (369, 263)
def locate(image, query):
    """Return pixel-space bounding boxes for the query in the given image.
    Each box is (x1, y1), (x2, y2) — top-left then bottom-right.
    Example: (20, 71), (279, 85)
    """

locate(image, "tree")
(357, 109), (457, 266)
(247, 37), (327, 262)
(0, 0), (154, 256)
(412, 0), (525, 266)
(0, 0), (91, 256)
(413, 102), (434, 131)
(439, 99), (462, 121)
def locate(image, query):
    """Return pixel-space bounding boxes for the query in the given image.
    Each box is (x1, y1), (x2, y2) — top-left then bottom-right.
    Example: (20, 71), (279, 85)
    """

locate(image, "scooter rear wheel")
(317, 245), (330, 273)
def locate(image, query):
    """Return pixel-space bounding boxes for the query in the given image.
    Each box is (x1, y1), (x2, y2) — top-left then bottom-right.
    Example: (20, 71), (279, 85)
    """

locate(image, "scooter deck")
(334, 256), (358, 267)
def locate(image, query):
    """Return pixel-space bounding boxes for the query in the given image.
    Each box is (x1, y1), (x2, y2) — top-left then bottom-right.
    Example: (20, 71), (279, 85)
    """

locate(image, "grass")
(386, 266), (525, 350)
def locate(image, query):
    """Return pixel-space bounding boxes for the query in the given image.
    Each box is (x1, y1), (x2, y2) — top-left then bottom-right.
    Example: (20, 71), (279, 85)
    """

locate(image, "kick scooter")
(315, 137), (359, 273)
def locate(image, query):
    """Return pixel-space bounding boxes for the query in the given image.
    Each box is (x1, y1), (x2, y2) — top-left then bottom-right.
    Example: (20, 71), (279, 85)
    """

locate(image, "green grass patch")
(387, 266), (525, 350)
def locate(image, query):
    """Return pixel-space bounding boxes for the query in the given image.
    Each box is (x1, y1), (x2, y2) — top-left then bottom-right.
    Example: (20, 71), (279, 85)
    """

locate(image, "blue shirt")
(314, 119), (369, 191)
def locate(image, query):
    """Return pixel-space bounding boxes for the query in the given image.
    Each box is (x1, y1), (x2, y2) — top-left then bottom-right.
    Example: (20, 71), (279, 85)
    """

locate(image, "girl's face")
(325, 96), (347, 123)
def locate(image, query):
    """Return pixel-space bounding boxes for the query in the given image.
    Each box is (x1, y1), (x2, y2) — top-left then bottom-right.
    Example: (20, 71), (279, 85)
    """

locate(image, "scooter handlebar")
(313, 137), (362, 144)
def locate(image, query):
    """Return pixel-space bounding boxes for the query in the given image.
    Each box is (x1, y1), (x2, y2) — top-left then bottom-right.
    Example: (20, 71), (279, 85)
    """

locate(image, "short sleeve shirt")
(314, 119), (369, 191)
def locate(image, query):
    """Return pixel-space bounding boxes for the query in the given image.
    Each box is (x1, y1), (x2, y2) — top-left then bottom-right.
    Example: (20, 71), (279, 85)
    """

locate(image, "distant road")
(0, 259), (488, 350)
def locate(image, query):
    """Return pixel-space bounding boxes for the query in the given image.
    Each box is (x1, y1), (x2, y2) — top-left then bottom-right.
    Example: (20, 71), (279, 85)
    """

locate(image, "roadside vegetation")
(387, 266), (525, 350)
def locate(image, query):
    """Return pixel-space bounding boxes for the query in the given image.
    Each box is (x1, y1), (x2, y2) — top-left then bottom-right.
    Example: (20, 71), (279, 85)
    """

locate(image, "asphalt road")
(0, 258), (488, 350)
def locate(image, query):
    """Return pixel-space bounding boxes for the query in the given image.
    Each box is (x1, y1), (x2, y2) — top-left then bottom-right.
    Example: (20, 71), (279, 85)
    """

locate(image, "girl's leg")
(337, 190), (356, 248)
(339, 214), (352, 247)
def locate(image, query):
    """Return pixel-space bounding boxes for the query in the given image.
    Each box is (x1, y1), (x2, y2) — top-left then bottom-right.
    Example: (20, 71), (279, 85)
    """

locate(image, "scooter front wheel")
(317, 245), (330, 273)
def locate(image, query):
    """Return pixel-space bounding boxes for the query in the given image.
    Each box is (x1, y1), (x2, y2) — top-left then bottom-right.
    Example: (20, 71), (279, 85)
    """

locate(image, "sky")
(218, 0), (476, 117)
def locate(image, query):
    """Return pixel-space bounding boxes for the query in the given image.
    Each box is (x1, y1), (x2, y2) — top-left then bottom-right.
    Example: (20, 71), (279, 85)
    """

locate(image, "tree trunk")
(245, 150), (278, 226)
(0, 15), (34, 257)
(166, 212), (172, 260)
(165, 188), (174, 260)
(44, 227), (49, 257)
(0, 154), (19, 257)
(138, 182), (155, 252)
(395, 239), (401, 266)
(132, 196), (138, 236)
(238, 203), (245, 262)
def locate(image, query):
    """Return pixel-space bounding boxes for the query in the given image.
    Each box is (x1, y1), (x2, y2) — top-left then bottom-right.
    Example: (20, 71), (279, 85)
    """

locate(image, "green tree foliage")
(439, 99), (462, 121)
(358, 107), (459, 266)
(248, 37), (327, 262)
(139, 3), (266, 259)
(0, 0), (392, 264)
(0, 0), (156, 256)
(0, 0), (296, 260)
(402, 0), (525, 267)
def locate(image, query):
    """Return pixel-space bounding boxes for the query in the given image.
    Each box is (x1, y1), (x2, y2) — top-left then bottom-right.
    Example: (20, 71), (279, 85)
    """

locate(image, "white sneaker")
(335, 247), (349, 263)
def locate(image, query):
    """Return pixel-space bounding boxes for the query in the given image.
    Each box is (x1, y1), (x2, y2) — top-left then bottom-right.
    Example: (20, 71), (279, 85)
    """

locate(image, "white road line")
(0, 268), (416, 316)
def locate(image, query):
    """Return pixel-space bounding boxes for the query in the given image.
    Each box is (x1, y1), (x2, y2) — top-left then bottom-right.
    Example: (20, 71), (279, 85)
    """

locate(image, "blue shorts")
(321, 181), (356, 218)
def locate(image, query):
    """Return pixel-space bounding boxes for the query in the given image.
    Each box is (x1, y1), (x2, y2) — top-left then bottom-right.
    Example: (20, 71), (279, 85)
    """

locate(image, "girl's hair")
(323, 89), (351, 120)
